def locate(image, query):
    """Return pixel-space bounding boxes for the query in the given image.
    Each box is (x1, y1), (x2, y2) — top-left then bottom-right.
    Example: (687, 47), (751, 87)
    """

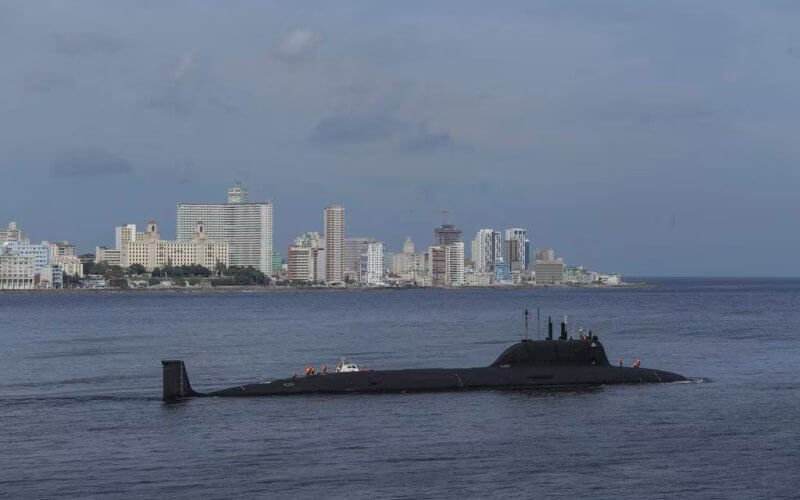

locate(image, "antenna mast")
(537, 306), (541, 339)
(524, 309), (529, 340)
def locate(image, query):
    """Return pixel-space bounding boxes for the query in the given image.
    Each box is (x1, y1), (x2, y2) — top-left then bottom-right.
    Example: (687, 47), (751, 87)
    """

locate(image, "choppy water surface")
(1, 279), (799, 498)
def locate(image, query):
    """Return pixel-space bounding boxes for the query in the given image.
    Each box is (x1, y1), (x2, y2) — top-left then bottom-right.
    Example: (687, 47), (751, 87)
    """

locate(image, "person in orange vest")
(633, 358), (641, 368)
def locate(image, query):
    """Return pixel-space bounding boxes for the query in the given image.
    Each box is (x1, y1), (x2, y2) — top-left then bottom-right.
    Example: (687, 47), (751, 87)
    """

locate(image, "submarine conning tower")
(489, 338), (611, 367)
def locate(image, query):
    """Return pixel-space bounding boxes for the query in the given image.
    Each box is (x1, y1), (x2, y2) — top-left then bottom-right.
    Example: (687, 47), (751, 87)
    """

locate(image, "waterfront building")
(434, 223), (462, 246)
(0, 244), (35, 289)
(115, 224), (137, 250)
(343, 237), (374, 283)
(95, 247), (121, 267)
(47, 241), (82, 277)
(392, 236), (423, 282)
(493, 260), (513, 284)
(471, 229), (502, 273)
(535, 249), (564, 285)
(314, 247), (326, 283)
(360, 241), (384, 285)
(324, 205), (345, 283)
(0, 221), (22, 243)
(177, 184), (272, 273)
(564, 266), (592, 285)
(465, 271), (492, 286)
(271, 251), (283, 273)
(123, 221), (229, 272)
(596, 273), (622, 285)
(427, 246), (448, 287)
(287, 246), (314, 283)
(51, 254), (83, 277)
(504, 228), (530, 271)
(4, 241), (50, 276)
(426, 242), (464, 287)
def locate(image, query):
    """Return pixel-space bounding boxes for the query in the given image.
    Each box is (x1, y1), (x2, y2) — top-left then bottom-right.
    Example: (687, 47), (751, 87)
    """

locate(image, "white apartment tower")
(324, 205), (345, 283)
(177, 184), (273, 274)
(471, 229), (502, 273)
(361, 241), (384, 285)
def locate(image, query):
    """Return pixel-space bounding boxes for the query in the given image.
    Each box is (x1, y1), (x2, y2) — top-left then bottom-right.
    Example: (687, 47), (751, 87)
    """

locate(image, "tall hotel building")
(324, 205), (345, 283)
(177, 184), (273, 274)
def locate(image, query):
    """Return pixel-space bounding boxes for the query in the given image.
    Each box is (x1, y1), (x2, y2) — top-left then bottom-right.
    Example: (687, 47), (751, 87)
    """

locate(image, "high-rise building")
(177, 184), (273, 273)
(1, 222), (22, 243)
(504, 228), (530, 271)
(447, 242), (465, 286)
(227, 183), (248, 204)
(434, 223), (462, 246)
(124, 220), (229, 271)
(360, 241), (384, 285)
(324, 205), (345, 283)
(287, 246), (314, 283)
(471, 229), (502, 273)
(427, 246), (448, 287)
(426, 242), (464, 287)
(115, 224), (137, 251)
(343, 237), (374, 283)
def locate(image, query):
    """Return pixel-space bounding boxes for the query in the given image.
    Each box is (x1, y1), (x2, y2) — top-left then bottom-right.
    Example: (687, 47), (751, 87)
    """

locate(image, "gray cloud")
(50, 150), (134, 178)
(275, 29), (321, 62)
(399, 130), (454, 154)
(52, 33), (126, 56)
(310, 113), (407, 145)
(22, 71), (73, 93)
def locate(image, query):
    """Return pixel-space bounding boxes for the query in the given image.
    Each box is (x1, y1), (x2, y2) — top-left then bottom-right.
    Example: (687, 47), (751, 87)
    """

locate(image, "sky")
(1, 0), (799, 276)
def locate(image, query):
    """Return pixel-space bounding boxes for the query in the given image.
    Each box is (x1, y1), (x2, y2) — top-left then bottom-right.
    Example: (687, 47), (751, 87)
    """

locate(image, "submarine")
(161, 316), (687, 401)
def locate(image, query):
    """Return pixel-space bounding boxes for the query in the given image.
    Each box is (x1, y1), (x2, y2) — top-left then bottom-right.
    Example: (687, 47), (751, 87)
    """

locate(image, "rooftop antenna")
(524, 309), (529, 340)
(537, 306), (541, 340)
(433, 209), (450, 225)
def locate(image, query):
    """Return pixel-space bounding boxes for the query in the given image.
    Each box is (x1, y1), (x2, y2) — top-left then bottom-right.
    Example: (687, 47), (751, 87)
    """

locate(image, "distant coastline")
(0, 281), (647, 293)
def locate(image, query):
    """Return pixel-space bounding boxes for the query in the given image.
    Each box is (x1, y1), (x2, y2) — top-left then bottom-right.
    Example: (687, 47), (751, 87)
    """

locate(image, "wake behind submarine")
(162, 315), (686, 401)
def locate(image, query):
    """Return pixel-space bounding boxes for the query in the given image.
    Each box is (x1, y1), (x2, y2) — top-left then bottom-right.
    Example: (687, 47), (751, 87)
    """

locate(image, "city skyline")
(2, 2), (799, 276)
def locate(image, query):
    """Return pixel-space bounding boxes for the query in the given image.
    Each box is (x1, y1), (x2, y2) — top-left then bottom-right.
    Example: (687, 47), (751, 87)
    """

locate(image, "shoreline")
(0, 282), (648, 293)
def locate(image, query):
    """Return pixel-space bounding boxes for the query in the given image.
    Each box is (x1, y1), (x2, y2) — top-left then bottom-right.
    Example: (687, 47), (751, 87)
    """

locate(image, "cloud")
(275, 29), (321, 62)
(169, 53), (197, 83)
(52, 33), (126, 56)
(50, 150), (134, 178)
(399, 130), (454, 154)
(22, 72), (73, 93)
(310, 113), (407, 145)
(145, 89), (196, 116)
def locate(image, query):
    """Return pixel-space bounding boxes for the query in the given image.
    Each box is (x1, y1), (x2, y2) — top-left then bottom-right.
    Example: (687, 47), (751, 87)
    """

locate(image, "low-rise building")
(564, 266), (592, 285)
(535, 249), (565, 285)
(95, 247), (122, 266)
(465, 271), (492, 286)
(0, 245), (35, 289)
(493, 260), (513, 284)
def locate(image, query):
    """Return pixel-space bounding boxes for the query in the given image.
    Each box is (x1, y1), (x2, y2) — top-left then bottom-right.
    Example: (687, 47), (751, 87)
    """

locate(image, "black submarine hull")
(162, 361), (686, 401)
